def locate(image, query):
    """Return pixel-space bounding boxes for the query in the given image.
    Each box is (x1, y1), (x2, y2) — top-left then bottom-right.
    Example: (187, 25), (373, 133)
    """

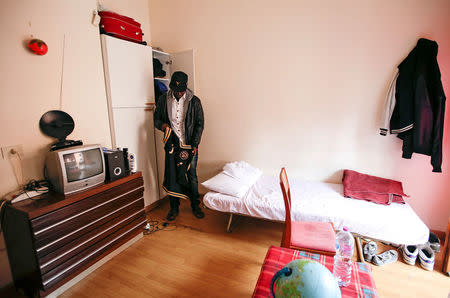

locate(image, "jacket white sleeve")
(380, 70), (399, 136)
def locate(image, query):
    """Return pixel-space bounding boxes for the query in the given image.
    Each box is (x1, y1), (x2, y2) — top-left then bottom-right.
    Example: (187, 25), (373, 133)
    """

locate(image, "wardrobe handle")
(145, 102), (155, 111)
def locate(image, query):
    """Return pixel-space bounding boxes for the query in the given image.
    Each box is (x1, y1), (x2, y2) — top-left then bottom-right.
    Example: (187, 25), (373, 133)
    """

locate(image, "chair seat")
(290, 221), (336, 254)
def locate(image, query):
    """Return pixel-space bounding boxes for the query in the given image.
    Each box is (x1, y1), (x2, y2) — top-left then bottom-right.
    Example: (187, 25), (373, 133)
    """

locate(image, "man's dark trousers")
(169, 153), (200, 211)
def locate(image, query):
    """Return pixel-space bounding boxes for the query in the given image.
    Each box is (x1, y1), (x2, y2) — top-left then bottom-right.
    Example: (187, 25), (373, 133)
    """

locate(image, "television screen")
(63, 148), (103, 182)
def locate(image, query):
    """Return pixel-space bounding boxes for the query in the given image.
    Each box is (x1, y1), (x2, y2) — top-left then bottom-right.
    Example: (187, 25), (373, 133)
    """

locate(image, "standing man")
(154, 71), (205, 221)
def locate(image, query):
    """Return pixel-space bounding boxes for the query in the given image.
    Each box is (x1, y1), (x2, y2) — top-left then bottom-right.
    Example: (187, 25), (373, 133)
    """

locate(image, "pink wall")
(149, 0), (450, 231)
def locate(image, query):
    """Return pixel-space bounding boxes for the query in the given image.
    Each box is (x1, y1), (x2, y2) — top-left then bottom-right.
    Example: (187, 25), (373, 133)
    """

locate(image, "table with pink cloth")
(253, 245), (378, 298)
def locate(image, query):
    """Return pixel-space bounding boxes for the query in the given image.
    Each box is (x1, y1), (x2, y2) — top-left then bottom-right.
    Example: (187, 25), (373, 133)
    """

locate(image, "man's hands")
(162, 123), (197, 155)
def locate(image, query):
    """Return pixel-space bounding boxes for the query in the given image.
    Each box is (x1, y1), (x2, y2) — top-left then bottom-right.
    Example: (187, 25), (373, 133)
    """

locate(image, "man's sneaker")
(363, 241), (378, 262)
(402, 245), (418, 265)
(166, 208), (179, 221)
(427, 232), (441, 253)
(418, 245), (435, 271)
(192, 206), (205, 219)
(372, 249), (398, 266)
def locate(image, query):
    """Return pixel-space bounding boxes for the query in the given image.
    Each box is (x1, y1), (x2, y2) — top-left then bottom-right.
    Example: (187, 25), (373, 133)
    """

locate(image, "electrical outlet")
(1, 144), (24, 160)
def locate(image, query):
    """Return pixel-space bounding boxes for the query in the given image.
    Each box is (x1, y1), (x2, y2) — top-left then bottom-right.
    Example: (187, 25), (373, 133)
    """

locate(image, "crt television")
(45, 144), (105, 195)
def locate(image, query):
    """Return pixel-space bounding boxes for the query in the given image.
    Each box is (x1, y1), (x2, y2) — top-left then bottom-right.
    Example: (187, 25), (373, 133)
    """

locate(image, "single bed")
(203, 175), (429, 245)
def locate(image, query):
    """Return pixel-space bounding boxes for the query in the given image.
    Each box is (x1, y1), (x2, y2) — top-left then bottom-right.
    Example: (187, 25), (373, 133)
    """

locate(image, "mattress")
(203, 175), (429, 245)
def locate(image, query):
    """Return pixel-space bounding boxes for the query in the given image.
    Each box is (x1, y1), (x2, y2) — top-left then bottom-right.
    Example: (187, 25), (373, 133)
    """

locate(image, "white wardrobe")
(101, 34), (195, 205)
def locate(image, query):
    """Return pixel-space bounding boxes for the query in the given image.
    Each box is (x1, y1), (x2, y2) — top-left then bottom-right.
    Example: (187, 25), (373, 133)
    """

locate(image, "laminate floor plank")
(60, 199), (450, 298)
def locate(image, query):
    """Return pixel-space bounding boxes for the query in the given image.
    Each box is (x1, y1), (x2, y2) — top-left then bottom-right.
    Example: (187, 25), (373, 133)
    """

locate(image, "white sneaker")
(418, 245), (435, 271)
(372, 249), (398, 266)
(402, 245), (418, 265)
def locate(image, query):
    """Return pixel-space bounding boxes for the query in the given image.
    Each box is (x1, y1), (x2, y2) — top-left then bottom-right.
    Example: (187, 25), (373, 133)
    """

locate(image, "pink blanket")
(342, 170), (407, 205)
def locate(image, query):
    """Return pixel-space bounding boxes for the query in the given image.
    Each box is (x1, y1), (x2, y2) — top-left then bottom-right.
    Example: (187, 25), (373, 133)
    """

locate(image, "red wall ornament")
(28, 39), (48, 55)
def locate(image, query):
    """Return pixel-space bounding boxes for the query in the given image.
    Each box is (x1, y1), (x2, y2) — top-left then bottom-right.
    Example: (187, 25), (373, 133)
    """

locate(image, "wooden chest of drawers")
(3, 173), (146, 296)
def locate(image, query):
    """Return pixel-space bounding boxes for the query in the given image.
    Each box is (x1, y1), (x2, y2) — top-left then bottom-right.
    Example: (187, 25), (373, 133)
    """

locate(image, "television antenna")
(39, 110), (83, 151)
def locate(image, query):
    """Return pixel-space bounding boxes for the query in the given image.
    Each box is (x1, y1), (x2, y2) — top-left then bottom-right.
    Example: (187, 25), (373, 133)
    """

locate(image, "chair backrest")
(280, 168), (293, 247)
(279, 167), (292, 223)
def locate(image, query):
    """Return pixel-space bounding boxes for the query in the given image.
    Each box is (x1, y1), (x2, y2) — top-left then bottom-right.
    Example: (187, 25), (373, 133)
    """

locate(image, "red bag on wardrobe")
(99, 11), (145, 44)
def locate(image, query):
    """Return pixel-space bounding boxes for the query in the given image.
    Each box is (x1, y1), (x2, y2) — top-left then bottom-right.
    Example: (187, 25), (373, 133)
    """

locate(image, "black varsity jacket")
(391, 38), (446, 172)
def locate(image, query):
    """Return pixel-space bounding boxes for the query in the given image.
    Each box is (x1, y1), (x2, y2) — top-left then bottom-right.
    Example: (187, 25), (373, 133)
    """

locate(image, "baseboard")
(145, 196), (169, 213)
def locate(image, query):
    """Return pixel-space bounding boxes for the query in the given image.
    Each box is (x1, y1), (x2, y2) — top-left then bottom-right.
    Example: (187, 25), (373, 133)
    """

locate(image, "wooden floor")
(59, 199), (449, 298)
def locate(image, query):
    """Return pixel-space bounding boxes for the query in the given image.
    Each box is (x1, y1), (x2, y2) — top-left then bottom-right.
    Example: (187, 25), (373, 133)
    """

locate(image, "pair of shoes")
(166, 209), (179, 221)
(363, 241), (378, 262)
(402, 244), (435, 271)
(427, 232), (441, 253)
(192, 206), (205, 219)
(372, 249), (398, 266)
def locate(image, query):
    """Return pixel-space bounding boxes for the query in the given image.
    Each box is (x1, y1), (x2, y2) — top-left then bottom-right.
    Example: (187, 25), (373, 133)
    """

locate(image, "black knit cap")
(169, 71), (188, 92)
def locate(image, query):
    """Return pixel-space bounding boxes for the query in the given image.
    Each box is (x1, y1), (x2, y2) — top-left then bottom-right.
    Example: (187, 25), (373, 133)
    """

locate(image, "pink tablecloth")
(253, 245), (378, 298)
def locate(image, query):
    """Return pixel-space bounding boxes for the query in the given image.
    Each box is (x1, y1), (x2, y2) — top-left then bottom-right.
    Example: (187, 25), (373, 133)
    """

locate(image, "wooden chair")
(279, 167), (336, 256)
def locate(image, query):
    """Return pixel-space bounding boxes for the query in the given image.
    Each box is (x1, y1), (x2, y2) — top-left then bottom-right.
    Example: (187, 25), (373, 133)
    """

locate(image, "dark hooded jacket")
(390, 38), (446, 172)
(154, 88), (204, 148)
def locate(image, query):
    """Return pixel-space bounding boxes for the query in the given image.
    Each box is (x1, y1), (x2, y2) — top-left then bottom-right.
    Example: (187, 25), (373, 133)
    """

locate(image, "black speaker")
(104, 150), (126, 181)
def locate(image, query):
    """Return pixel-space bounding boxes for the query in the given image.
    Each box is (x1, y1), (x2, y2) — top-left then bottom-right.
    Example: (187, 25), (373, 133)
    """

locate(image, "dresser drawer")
(36, 198), (144, 260)
(39, 208), (145, 275)
(41, 217), (146, 290)
(33, 186), (143, 253)
(31, 177), (143, 233)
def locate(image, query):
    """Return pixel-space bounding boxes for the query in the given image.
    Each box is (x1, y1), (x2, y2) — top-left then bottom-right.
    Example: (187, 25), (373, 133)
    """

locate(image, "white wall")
(149, 0), (450, 231)
(0, 0), (151, 288)
(0, 0), (111, 197)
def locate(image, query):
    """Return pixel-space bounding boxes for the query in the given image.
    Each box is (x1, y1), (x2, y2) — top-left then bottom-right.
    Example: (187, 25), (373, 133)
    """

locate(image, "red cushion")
(342, 169), (407, 205)
(290, 221), (336, 253)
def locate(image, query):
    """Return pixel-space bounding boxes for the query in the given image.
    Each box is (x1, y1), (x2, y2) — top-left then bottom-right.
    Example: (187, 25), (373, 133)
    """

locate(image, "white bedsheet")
(203, 175), (429, 245)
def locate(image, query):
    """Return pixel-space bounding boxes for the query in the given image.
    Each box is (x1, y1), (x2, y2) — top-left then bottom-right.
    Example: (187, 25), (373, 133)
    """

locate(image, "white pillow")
(201, 172), (250, 198)
(223, 161), (262, 183)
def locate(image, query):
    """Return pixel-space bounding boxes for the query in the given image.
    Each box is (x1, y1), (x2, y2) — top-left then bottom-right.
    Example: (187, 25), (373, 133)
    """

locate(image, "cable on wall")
(59, 34), (66, 110)
(9, 149), (24, 187)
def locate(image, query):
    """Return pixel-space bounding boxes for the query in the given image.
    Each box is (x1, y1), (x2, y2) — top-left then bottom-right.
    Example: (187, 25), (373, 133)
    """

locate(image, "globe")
(271, 259), (341, 298)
